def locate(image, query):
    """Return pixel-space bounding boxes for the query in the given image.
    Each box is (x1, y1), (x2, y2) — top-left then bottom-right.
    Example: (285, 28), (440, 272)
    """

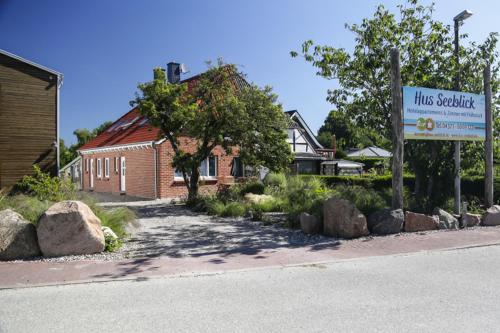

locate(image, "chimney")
(167, 62), (181, 83)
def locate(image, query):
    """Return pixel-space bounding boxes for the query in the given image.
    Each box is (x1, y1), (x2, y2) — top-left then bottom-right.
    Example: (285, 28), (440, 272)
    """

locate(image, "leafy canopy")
(131, 61), (292, 200)
(292, 0), (499, 210)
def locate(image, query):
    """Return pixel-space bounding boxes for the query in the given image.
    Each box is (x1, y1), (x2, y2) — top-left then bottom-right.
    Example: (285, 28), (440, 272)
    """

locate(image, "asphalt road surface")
(2, 245), (500, 332)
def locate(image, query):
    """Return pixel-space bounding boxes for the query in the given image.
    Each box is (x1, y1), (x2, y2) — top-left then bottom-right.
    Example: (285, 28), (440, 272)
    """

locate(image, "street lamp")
(453, 9), (473, 216)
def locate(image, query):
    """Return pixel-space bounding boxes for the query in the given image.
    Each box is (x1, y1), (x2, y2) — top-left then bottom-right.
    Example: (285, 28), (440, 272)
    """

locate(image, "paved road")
(2, 245), (500, 332)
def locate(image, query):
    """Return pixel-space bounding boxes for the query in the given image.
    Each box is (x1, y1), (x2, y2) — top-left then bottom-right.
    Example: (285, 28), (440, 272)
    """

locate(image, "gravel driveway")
(117, 203), (338, 259)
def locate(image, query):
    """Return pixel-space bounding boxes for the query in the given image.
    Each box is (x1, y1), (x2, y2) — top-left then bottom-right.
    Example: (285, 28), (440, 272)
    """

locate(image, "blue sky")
(1, 0), (498, 145)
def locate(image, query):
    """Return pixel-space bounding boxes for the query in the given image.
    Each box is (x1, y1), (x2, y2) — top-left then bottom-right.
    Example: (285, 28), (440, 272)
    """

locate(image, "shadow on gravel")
(91, 204), (342, 280)
(124, 204), (341, 259)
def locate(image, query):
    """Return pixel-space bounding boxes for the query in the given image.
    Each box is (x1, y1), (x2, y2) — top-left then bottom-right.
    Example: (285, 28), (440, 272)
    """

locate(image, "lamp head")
(454, 10), (473, 22)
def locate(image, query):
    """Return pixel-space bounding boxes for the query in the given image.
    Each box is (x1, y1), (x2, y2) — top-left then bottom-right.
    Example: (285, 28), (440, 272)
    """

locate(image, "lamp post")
(453, 9), (473, 216)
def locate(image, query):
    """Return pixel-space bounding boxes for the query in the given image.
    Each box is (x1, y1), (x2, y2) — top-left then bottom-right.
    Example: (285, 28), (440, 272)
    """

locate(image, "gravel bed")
(5, 202), (490, 263)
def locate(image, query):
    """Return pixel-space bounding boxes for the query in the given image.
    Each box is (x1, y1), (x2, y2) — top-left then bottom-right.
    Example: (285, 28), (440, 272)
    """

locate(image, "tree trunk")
(187, 167), (200, 204)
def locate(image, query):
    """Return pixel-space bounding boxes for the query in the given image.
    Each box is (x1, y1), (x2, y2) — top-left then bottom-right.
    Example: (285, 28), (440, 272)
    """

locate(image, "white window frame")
(114, 157), (119, 173)
(173, 156), (218, 181)
(85, 158), (89, 172)
(97, 158), (102, 179)
(104, 158), (110, 178)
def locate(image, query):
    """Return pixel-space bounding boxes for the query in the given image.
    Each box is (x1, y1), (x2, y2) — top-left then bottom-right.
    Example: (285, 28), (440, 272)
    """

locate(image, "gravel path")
(117, 204), (337, 259)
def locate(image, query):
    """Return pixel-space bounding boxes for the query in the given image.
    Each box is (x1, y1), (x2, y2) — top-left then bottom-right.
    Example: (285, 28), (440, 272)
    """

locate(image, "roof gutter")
(56, 74), (63, 176)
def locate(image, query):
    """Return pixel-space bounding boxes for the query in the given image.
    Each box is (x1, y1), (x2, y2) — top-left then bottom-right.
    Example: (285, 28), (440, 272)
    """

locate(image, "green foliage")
(292, 0), (499, 208)
(81, 197), (136, 239)
(17, 165), (76, 202)
(221, 202), (247, 217)
(238, 180), (265, 196)
(206, 198), (227, 216)
(0, 194), (52, 224)
(330, 185), (389, 216)
(345, 157), (389, 172)
(263, 172), (287, 193)
(317, 110), (390, 153)
(132, 60), (292, 201)
(103, 232), (122, 252)
(60, 121), (113, 168)
(280, 176), (331, 224)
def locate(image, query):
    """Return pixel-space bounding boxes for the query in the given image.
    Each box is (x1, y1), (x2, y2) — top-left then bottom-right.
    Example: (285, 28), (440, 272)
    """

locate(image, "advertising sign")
(403, 86), (485, 141)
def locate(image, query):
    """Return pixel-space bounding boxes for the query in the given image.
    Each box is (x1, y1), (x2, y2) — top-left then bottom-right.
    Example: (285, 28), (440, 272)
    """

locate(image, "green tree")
(317, 110), (390, 152)
(60, 121), (113, 168)
(132, 61), (292, 201)
(292, 0), (499, 210)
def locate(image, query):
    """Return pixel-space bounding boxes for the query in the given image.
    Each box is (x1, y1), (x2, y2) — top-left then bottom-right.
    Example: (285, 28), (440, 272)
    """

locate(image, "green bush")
(103, 231), (122, 252)
(263, 172), (287, 192)
(238, 179), (265, 195)
(281, 176), (331, 224)
(206, 198), (226, 216)
(331, 185), (389, 216)
(221, 202), (247, 217)
(0, 194), (52, 224)
(17, 165), (76, 202)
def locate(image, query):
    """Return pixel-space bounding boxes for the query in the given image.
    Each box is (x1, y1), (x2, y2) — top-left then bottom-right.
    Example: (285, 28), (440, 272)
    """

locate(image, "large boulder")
(404, 212), (439, 232)
(37, 201), (105, 257)
(433, 207), (459, 230)
(368, 209), (404, 235)
(482, 205), (500, 226)
(299, 212), (322, 235)
(0, 209), (41, 260)
(323, 198), (369, 239)
(462, 213), (481, 227)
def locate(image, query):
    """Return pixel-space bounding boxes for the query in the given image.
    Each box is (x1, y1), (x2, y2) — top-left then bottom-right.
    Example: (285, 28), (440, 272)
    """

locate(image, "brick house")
(78, 63), (242, 199)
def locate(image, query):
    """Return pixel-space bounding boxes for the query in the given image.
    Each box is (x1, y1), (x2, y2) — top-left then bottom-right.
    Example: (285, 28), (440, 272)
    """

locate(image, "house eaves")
(0, 48), (63, 78)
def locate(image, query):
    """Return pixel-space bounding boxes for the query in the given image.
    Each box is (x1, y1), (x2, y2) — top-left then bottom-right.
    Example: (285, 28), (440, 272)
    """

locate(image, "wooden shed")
(0, 49), (62, 189)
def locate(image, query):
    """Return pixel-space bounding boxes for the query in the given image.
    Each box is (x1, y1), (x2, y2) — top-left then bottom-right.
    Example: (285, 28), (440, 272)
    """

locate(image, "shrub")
(0, 194), (52, 224)
(331, 185), (389, 216)
(206, 198), (226, 216)
(263, 172), (287, 192)
(17, 165), (76, 202)
(84, 201), (137, 239)
(238, 179), (265, 195)
(103, 230), (122, 252)
(281, 176), (331, 224)
(222, 202), (247, 217)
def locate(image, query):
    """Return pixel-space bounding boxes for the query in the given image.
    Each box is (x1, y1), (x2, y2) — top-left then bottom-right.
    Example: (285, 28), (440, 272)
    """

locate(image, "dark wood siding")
(0, 53), (58, 188)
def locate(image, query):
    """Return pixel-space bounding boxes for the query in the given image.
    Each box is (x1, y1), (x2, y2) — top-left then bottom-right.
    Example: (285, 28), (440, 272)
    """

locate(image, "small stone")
(433, 207), (459, 230)
(462, 213), (481, 227)
(299, 212), (322, 235)
(482, 205), (500, 226)
(404, 212), (439, 232)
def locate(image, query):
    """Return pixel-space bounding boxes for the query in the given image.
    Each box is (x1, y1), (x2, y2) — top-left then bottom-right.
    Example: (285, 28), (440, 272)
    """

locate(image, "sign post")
(390, 48), (404, 210)
(484, 64), (493, 207)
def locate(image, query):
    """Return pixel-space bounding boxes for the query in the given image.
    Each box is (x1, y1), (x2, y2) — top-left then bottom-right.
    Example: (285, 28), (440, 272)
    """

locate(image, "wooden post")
(391, 48), (404, 210)
(484, 64), (493, 207)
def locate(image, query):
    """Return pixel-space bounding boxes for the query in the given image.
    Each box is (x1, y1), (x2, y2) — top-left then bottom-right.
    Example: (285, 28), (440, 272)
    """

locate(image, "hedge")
(300, 174), (499, 203)
(344, 157), (388, 170)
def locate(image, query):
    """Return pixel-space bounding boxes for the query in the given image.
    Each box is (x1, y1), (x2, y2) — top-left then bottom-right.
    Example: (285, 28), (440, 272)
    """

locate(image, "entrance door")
(120, 157), (126, 192)
(90, 159), (94, 189)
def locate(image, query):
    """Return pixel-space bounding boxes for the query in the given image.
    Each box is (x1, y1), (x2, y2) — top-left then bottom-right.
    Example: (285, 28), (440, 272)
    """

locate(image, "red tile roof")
(79, 108), (162, 150)
(79, 67), (248, 151)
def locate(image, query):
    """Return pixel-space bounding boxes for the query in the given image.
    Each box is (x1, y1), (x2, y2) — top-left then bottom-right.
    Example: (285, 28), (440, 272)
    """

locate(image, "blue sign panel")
(403, 86), (485, 141)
